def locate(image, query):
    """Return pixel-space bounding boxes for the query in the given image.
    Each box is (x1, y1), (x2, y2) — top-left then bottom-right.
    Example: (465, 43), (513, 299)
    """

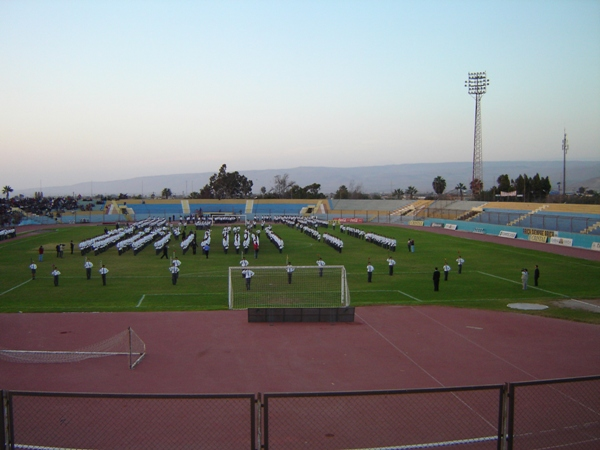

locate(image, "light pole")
(562, 130), (569, 196)
(465, 72), (490, 196)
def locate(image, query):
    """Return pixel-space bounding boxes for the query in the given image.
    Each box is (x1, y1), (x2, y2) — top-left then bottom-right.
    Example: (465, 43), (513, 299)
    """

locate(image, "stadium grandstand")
(3, 196), (600, 250)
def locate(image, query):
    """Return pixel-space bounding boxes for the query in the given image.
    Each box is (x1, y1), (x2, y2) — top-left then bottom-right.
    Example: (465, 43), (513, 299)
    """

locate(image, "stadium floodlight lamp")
(465, 71), (489, 96)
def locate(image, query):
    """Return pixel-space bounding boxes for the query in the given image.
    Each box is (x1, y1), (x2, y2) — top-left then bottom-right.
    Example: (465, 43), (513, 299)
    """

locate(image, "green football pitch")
(1, 223), (598, 324)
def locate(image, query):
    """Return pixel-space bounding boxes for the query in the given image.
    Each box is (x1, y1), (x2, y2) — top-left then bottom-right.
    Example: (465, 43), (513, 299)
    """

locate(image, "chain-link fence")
(263, 385), (504, 449)
(2, 375), (599, 449)
(5, 392), (256, 450)
(508, 376), (600, 450)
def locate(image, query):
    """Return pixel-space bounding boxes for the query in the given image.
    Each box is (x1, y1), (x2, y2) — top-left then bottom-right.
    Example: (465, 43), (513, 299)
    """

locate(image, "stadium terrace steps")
(181, 200), (190, 214)
(508, 204), (548, 226)
(582, 221), (600, 234)
(401, 199), (433, 217)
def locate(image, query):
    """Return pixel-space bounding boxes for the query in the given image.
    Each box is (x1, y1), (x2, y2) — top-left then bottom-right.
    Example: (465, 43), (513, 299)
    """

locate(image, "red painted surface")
(1, 306), (598, 394)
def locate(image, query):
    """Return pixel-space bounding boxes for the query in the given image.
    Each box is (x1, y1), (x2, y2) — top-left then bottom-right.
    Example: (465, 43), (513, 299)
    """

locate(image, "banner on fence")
(522, 228), (555, 238)
(528, 234), (547, 243)
(549, 236), (573, 247)
(592, 242), (600, 251)
(334, 218), (364, 224)
(499, 231), (517, 238)
(500, 191), (517, 197)
(409, 220), (424, 226)
(444, 224), (457, 230)
(431, 222), (443, 227)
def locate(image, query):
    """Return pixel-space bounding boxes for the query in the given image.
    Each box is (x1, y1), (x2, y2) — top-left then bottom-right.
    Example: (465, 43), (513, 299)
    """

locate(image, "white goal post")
(228, 265), (350, 310)
(0, 327), (146, 369)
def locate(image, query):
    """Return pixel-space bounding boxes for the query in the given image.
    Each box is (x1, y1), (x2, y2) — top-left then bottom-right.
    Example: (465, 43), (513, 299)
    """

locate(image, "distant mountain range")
(14, 161), (600, 197)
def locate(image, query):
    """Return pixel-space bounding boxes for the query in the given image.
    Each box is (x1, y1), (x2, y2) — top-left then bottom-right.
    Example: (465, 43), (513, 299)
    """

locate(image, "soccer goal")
(0, 327), (146, 369)
(229, 265), (350, 310)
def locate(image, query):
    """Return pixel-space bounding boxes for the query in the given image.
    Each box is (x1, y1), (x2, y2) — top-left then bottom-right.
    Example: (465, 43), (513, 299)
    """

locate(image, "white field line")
(353, 289), (422, 302)
(0, 279), (31, 296)
(397, 290), (423, 302)
(568, 299), (600, 311)
(136, 292), (222, 308)
(477, 271), (570, 298)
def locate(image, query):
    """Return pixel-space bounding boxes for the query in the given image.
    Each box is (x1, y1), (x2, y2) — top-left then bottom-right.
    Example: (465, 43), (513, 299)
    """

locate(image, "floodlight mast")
(562, 130), (569, 196)
(465, 72), (490, 196)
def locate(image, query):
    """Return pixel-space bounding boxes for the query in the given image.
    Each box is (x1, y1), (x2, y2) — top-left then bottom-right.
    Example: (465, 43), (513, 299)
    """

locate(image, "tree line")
(3, 164), (598, 205)
(156, 165), (563, 202)
(153, 165), (599, 203)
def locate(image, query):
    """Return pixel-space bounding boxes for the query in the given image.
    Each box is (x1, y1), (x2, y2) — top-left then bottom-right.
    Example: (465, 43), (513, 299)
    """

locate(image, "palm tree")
(406, 186), (418, 200)
(432, 176), (446, 197)
(455, 182), (467, 201)
(392, 188), (404, 200)
(2, 185), (13, 200)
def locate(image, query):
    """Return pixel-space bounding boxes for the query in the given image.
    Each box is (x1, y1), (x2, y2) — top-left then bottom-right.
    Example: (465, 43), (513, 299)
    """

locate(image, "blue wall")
(423, 218), (600, 251)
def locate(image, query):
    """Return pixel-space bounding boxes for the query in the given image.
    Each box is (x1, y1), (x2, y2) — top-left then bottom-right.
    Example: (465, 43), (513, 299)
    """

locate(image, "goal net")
(0, 327), (146, 369)
(229, 265), (350, 310)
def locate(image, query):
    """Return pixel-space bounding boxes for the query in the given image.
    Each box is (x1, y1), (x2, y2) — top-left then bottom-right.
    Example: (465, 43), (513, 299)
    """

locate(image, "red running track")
(1, 306), (598, 394)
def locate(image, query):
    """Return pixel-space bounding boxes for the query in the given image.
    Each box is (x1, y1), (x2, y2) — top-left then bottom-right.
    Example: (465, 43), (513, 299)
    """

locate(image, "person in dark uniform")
(286, 262), (294, 284)
(433, 267), (441, 291)
(191, 236), (197, 255)
(161, 245), (169, 259)
(534, 265), (540, 286)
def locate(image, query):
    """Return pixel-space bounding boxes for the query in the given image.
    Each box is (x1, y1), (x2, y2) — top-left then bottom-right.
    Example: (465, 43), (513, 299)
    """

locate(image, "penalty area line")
(477, 271), (570, 298)
(355, 289), (422, 302)
(0, 279), (32, 296)
(397, 290), (422, 302)
(136, 292), (221, 308)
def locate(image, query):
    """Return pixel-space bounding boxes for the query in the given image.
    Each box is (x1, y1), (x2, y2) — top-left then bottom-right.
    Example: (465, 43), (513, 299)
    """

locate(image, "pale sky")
(1, 0), (599, 190)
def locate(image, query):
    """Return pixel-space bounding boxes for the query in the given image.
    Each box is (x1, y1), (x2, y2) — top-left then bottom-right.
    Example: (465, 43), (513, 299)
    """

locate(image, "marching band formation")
(25, 215), (464, 291)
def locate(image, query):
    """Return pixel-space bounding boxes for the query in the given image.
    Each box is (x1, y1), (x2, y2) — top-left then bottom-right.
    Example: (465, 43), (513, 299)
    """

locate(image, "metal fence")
(508, 376), (600, 450)
(2, 375), (598, 449)
(263, 385), (504, 449)
(3, 392), (256, 450)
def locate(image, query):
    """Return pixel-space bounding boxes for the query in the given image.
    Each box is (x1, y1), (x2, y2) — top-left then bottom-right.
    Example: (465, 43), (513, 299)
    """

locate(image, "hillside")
(13, 161), (600, 197)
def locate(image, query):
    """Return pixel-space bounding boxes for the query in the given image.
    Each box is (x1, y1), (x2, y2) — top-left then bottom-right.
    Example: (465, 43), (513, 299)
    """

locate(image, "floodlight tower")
(562, 130), (569, 196)
(465, 72), (490, 196)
